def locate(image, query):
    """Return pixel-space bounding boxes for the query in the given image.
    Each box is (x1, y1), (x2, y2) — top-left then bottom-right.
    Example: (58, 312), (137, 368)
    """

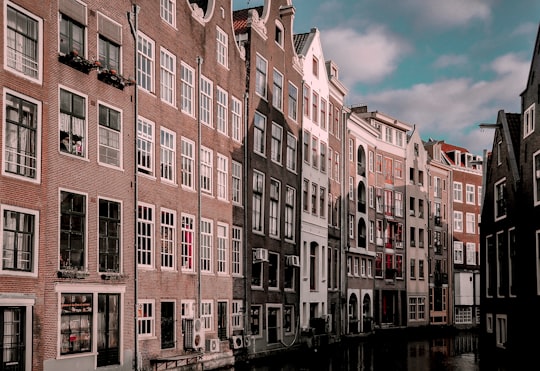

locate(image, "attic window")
(275, 22), (283, 47)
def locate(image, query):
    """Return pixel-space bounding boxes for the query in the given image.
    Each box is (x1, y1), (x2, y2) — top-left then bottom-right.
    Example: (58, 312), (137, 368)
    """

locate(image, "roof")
(505, 112), (521, 155)
(293, 32), (310, 55)
(233, 6), (263, 34)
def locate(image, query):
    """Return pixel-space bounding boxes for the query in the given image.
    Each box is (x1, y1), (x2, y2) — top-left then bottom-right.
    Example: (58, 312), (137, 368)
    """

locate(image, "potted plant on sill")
(97, 67), (136, 90)
(58, 49), (99, 74)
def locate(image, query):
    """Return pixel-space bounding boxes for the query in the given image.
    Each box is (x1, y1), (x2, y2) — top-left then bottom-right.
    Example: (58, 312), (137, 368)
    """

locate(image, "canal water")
(231, 329), (505, 371)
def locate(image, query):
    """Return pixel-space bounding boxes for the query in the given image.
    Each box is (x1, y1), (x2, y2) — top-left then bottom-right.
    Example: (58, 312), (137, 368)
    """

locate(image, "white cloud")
(433, 54), (468, 69)
(320, 25), (411, 86)
(351, 52), (529, 155)
(406, 0), (492, 28)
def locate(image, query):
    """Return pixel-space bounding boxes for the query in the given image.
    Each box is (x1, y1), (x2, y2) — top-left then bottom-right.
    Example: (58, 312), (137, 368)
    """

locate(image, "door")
(97, 294), (119, 367)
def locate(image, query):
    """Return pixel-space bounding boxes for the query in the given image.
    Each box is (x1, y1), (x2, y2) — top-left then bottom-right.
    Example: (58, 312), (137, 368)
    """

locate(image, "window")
(160, 48), (176, 105)
(232, 226), (242, 276)
(285, 186), (295, 240)
(453, 182), (463, 203)
(453, 211), (463, 232)
(217, 223), (228, 274)
(200, 76), (213, 127)
(1, 205), (38, 274)
(376, 154), (382, 173)
(201, 301), (213, 331)
(320, 98), (327, 130)
(60, 293), (92, 354)
(255, 54), (267, 98)
(312, 91), (319, 124)
(524, 103), (535, 137)
(535, 151), (540, 204)
(60, 88), (86, 157)
(273, 69), (283, 110)
(454, 242), (463, 264)
(232, 161), (242, 205)
(181, 214), (194, 271)
(59, 4), (84, 55)
(271, 123), (282, 164)
(466, 242), (476, 265)
(98, 35), (120, 72)
(137, 32), (154, 92)
(99, 199), (120, 273)
(137, 203), (154, 267)
(160, 0), (176, 26)
(98, 103), (121, 167)
(181, 62), (194, 115)
(232, 300), (243, 329)
(200, 219), (213, 273)
(288, 82), (298, 121)
(254, 112), (266, 156)
(200, 147), (213, 194)
(418, 260), (424, 279)
(160, 128), (176, 183)
(269, 179), (280, 237)
(181, 138), (194, 189)
(252, 171), (264, 232)
(286, 133), (297, 172)
(3, 91), (39, 180)
(137, 117), (154, 175)
(217, 154), (228, 201)
(311, 136), (319, 169)
(312, 56), (319, 77)
(303, 85), (310, 118)
(303, 131), (310, 164)
(216, 26), (228, 67)
(495, 315), (507, 348)
(303, 179), (309, 212)
(216, 87), (228, 135)
(137, 300), (155, 337)
(466, 184), (475, 204)
(466, 213), (475, 234)
(311, 183), (318, 215)
(319, 187), (326, 219)
(320, 142), (327, 173)
(275, 22), (283, 46)
(269, 253), (279, 289)
(160, 209), (176, 270)
(60, 191), (86, 271)
(7, 3), (41, 80)
(231, 97), (242, 142)
(284, 261), (295, 290)
(495, 179), (507, 219)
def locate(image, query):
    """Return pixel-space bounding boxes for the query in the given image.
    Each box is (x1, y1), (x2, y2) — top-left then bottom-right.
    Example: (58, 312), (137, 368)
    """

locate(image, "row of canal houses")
(0, 0), (488, 370)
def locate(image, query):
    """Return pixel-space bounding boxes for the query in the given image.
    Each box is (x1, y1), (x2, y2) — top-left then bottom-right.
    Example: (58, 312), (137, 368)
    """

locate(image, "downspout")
(127, 5), (139, 370)
(243, 91), (249, 335)
(196, 56), (203, 317)
(340, 108), (348, 335)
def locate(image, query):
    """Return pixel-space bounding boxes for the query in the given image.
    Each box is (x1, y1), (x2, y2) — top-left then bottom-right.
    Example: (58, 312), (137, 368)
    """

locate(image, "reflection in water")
(234, 330), (493, 371)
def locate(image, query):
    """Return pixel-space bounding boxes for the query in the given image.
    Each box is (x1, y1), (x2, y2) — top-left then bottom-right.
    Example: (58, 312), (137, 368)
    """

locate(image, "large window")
(181, 214), (194, 271)
(200, 219), (212, 272)
(284, 186), (295, 240)
(453, 182), (463, 203)
(232, 226), (242, 276)
(4, 91), (39, 180)
(6, 3), (41, 80)
(273, 69), (283, 110)
(286, 133), (297, 172)
(59, 9), (84, 56)
(160, 0), (176, 27)
(271, 123), (282, 164)
(495, 179), (507, 219)
(255, 54), (267, 98)
(231, 97), (242, 142)
(269, 179), (280, 237)
(217, 223), (228, 274)
(137, 117), (154, 175)
(98, 35), (120, 72)
(160, 209), (176, 270)
(200, 147), (213, 194)
(1, 306), (27, 369)
(181, 62), (194, 115)
(252, 171), (264, 233)
(60, 88), (86, 157)
(181, 138), (194, 189)
(216, 87), (228, 135)
(268, 253), (279, 289)
(160, 128), (176, 183)
(216, 26), (228, 68)
(137, 203), (154, 267)
(288, 82), (298, 121)
(1, 205), (38, 274)
(217, 154), (228, 201)
(60, 191), (86, 271)
(99, 199), (120, 273)
(200, 76), (213, 127)
(98, 103), (121, 167)
(232, 161), (242, 205)
(137, 32), (154, 92)
(160, 48), (176, 105)
(60, 293), (92, 355)
(254, 112), (266, 156)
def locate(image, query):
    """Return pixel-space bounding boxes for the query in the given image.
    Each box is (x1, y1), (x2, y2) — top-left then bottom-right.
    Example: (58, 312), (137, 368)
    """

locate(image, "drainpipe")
(196, 56), (203, 317)
(127, 4), (139, 370)
(243, 91), (249, 334)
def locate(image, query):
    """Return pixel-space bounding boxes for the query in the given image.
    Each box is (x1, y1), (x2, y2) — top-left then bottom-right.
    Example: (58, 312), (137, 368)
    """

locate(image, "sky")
(234, 0), (540, 156)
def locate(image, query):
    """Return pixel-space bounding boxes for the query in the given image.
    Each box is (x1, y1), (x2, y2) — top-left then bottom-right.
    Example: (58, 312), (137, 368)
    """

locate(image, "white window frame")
(98, 101), (122, 169)
(288, 82), (298, 122)
(181, 214), (195, 272)
(160, 127), (176, 184)
(160, 0), (176, 27)
(181, 137), (194, 189)
(272, 69), (283, 110)
(255, 54), (267, 99)
(254, 111), (266, 156)
(232, 161), (242, 205)
(200, 146), (213, 195)
(137, 116), (155, 176)
(200, 218), (213, 273)
(466, 213), (475, 234)
(200, 75), (213, 127)
(453, 181), (463, 203)
(216, 86), (228, 135)
(217, 153), (228, 201)
(269, 178), (281, 238)
(160, 47), (176, 106)
(252, 170), (265, 233)
(201, 300), (213, 331)
(286, 133), (297, 172)
(181, 62), (195, 116)
(137, 202), (155, 268)
(217, 223), (228, 274)
(137, 300), (155, 338)
(466, 184), (475, 205)
(231, 96), (242, 142)
(453, 211), (463, 232)
(232, 226), (242, 276)
(160, 208), (176, 270)
(216, 26), (228, 68)
(453, 241), (463, 264)
(524, 103), (535, 138)
(271, 122), (283, 165)
(137, 32), (154, 93)
(284, 186), (295, 241)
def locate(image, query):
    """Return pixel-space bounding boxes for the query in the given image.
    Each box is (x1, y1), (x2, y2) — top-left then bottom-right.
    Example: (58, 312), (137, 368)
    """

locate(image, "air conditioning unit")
(231, 335), (244, 349)
(323, 314), (332, 333)
(206, 338), (220, 353)
(286, 255), (300, 267)
(183, 318), (204, 350)
(253, 248), (269, 262)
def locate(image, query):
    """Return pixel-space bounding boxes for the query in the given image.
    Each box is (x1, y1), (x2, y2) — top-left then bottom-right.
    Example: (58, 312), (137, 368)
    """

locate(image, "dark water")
(231, 330), (506, 371)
